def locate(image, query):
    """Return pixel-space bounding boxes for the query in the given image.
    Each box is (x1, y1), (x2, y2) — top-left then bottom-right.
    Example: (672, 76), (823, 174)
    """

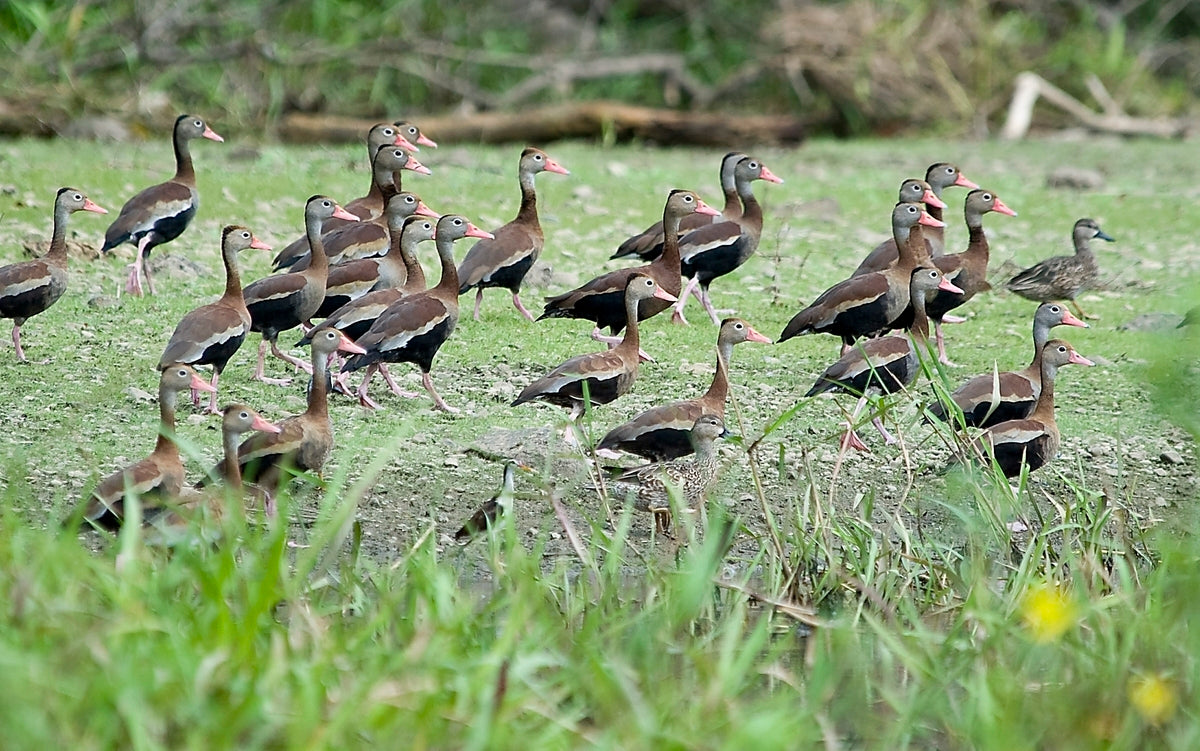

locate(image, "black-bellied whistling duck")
(853, 163), (977, 276)
(965, 339), (1094, 477)
(159, 226), (271, 413)
(244, 196), (358, 385)
(457, 147), (569, 322)
(79, 364), (216, 530)
(303, 214), (439, 402)
(1006, 218), (1113, 320)
(281, 148), (433, 272)
(514, 274), (677, 444)
(269, 123), (405, 271)
(315, 196), (439, 319)
(303, 215), (437, 345)
(340, 214), (493, 412)
(455, 461), (532, 543)
(393, 120), (438, 152)
(101, 114), (223, 296)
(611, 151), (745, 262)
(0, 188), (107, 362)
(538, 190), (718, 355)
(672, 156), (784, 324)
(144, 403), (281, 545)
(203, 328), (365, 509)
(778, 202), (943, 351)
(596, 317), (770, 461)
(806, 267), (962, 451)
(921, 189), (1018, 365)
(927, 302), (1088, 428)
(602, 415), (730, 534)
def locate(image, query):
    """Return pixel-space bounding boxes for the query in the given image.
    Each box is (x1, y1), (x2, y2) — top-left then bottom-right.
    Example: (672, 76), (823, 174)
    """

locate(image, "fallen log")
(277, 101), (808, 146)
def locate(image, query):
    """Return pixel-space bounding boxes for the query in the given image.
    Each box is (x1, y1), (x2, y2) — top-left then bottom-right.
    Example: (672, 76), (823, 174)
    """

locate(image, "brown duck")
(596, 317), (770, 461)
(0, 188), (107, 362)
(926, 302), (1088, 428)
(457, 147), (569, 322)
(1006, 218), (1113, 320)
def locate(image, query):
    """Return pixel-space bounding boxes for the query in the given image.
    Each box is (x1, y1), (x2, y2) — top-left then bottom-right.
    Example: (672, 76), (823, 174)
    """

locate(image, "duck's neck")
(306, 213), (331, 278)
(719, 160), (741, 218)
(399, 236), (427, 292)
(909, 286), (932, 343)
(692, 436), (720, 467)
(701, 341), (734, 403)
(616, 289), (642, 354)
(963, 208), (989, 261)
(736, 177), (763, 232)
(432, 237), (459, 295)
(898, 222), (930, 268)
(154, 384), (180, 457)
(220, 242), (244, 302)
(1030, 317), (1053, 366)
(173, 128), (195, 185)
(1030, 359), (1060, 422)
(657, 208), (684, 273)
(515, 167), (539, 225)
(308, 346), (330, 419)
(222, 429), (244, 487)
(1073, 233), (1095, 259)
(45, 200), (72, 264)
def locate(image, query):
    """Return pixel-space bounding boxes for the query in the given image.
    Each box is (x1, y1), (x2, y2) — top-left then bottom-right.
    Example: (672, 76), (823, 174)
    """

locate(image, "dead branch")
(277, 102), (807, 147)
(1001, 71), (1192, 139)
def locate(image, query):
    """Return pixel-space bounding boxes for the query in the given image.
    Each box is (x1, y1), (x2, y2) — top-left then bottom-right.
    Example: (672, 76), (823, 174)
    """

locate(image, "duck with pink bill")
(779, 202), (945, 353)
(339, 215), (494, 413)
(806, 266), (963, 452)
(962, 340), (1094, 477)
(0, 188), (107, 362)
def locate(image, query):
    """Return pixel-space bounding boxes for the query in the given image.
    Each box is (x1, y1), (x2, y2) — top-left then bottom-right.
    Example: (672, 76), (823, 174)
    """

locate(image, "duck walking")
(0, 188), (107, 362)
(158, 225), (271, 412)
(806, 267), (962, 451)
(101, 114), (223, 296)
(457, 147), (569, 322)
(515, 274), (676, 444)
(1006, 218), (1113, 320)
(596, 317), (770, 461)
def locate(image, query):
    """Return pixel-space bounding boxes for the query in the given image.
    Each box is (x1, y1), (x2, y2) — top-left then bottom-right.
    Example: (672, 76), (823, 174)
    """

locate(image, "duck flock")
(0, 114), (1115, 541)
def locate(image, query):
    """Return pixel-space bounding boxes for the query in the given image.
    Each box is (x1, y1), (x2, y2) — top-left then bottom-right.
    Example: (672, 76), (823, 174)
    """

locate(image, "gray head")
(1073, 218), (1114, 245)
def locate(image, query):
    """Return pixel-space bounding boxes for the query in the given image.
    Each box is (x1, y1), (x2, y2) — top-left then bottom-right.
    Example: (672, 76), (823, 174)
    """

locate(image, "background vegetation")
(0, 0), (1197, 138)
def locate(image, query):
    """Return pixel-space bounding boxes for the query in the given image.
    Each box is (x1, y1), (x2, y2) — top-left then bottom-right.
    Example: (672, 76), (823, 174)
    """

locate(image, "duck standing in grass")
(101, 114), (223, 296)
(514, 274), (676, 444)
(962, 339), (1094, 477)
(1006, 218), (1113, 320)
(0, 188), (107, 362)
(603, 415), (730, 535)
(457, 147), (569, 322)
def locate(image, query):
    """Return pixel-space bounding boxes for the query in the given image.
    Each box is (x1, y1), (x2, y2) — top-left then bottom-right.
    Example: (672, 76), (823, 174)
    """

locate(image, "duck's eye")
(684, 195), (693, 202)
(406, 126), (417, 136)
(945, 166), (955, 174)
(1058, 346), (1067, 353)
(405, 196), (415, 203)
(74, 193), (83, 201)
(1051, 305), (1061, 313)
(735, 323), (744, 330)
(982, 193), (993, 201)
(534, 154), (543, 161)
(240, 411), (250, 419)
(194, 120), (203, 127)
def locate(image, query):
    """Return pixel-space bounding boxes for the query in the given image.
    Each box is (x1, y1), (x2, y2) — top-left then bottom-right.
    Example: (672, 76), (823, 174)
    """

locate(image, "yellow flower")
(1129, 673), (1178, 727)
(1020, 583), (1078, 643)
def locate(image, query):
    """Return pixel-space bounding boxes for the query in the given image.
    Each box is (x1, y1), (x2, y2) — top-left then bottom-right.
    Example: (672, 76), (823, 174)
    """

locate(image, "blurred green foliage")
(0, 0), (1195, 135)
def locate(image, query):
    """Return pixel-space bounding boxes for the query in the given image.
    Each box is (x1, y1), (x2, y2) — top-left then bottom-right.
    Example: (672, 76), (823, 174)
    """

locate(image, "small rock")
(1046, 167), (1104, 190)
(125, 386), (155, 403)
(1160, 450), (1186, 466)
(88, 295), (118, 309)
